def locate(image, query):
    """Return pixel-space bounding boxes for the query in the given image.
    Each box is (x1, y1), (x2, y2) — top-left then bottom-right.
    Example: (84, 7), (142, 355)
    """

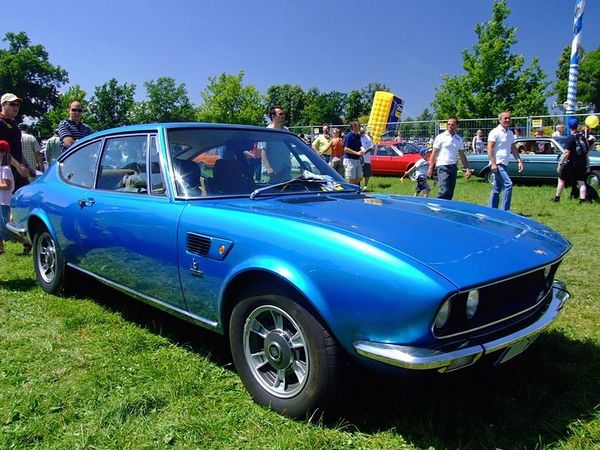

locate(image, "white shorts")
(343, 158), (363, 179)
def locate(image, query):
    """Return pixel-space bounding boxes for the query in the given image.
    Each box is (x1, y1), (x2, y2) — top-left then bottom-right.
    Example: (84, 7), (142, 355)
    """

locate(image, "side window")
(97, 135), (149, 193)
(60, 140), (101, 188)
(149, 136), (167, 196)
(376, 146), (392, 156)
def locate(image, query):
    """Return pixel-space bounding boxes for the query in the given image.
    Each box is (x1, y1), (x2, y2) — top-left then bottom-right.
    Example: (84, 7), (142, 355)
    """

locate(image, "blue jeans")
(488, 164), (513, 210)
(436, 164), (457, 200)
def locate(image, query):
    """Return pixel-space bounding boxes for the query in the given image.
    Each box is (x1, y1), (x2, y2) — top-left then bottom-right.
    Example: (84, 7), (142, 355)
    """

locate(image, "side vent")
(187, 233), (211, 256)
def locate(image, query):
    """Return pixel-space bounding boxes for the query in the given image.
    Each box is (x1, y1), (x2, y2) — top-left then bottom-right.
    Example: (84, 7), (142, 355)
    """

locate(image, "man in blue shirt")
(343, 120), (366, 185)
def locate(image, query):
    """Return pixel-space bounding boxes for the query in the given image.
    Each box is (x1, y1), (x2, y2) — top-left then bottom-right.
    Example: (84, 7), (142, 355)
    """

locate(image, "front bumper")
(6, 221), (29, 241)
(353, 280), (570, 373)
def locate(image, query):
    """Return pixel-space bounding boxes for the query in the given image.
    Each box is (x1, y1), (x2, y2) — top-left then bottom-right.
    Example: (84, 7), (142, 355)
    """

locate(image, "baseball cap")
(1, 93), (23, 104)
(420, 148), (428, 157)
(0, 140), (10, 153)
(567, 118), (579, 128)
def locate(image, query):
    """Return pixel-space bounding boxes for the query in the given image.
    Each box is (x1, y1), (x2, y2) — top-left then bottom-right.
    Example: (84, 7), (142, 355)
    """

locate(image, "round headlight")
(466, 289), (479, 319)
(435, 300), (451, 329)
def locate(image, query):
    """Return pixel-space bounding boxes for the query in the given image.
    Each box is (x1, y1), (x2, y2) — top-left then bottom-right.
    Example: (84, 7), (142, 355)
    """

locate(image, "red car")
(370, 141), (423, 176)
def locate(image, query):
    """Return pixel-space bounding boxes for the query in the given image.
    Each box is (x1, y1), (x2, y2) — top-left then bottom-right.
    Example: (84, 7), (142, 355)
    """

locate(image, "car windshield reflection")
(167, 128), (349, 198)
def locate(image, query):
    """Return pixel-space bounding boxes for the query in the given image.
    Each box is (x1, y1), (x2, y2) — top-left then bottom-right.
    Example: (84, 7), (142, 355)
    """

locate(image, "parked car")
(370, 140), (423, 177)
(467, 136), (600, 187)
(9, 123), (572, 417)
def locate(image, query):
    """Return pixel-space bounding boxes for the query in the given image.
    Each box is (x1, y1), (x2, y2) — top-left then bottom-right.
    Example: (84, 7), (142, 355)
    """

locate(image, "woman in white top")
(471, 129), (484, 154)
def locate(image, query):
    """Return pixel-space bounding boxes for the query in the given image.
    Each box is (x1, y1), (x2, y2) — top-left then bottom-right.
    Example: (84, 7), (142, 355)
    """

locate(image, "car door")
(371, 145), (395, 175)
(75, 133), (188, 310)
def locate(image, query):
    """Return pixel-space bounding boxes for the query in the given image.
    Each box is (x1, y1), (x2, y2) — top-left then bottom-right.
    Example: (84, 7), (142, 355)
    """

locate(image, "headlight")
(435, 300), (451, 329)
(466, 289), (479, 319)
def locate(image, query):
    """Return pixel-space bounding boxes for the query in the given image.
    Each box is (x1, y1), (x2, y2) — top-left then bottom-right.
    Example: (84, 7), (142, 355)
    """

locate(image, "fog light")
(466, 289), (479, 319)
(435, 300), (451, 329)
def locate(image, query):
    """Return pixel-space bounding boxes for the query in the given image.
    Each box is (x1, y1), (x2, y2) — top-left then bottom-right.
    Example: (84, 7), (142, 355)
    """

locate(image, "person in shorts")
(343, 120), (366, 185)
(402, 148), (432, 197)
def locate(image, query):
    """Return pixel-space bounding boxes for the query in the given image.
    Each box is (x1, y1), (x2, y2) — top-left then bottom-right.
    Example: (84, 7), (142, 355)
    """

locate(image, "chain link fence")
(290, 112), (598, 151)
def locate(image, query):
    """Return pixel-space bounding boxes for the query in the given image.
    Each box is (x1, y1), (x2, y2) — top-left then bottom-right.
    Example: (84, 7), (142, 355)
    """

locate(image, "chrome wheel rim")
(243, 305), (309, 398)
(487, 171), (496, 185)
(587, 173), (599, 188)
(37, 233), (57, 284)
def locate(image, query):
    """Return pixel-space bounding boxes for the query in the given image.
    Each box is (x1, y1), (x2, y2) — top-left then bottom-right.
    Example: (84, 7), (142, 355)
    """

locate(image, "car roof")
(73, 122), (292, 145)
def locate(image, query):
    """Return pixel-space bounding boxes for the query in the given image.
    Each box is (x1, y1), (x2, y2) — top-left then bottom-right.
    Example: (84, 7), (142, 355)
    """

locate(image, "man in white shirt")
(487, 111), (524, 211)
(360, 128), (373, 190)
(427, 116), (471, 200)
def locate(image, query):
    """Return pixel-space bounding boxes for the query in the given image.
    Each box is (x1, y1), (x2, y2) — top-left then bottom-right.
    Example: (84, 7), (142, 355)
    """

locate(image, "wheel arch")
(220, 268), (332, 343)
(27, 210), (56, 241)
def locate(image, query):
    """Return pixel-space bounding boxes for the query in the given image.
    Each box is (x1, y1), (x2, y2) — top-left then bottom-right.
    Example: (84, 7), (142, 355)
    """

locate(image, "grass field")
(1, 175), (599, 449)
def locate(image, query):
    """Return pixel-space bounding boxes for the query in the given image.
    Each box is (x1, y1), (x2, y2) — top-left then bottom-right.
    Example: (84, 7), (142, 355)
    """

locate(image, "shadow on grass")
(0, 277), (39, 291)
(71, 274), (233, 368)
(337, 330), (600, 449)
(69, 275), (599, 449)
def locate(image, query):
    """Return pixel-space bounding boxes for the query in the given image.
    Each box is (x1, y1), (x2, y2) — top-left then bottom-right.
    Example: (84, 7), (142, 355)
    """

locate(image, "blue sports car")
(8, 123), (571, 417)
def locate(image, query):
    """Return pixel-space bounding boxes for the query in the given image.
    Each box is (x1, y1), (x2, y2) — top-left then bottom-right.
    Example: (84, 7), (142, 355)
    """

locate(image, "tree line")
(1, 0), (598, 140)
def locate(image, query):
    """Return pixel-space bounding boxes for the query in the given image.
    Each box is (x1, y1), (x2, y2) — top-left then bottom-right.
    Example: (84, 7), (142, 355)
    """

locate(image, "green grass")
(1, 176), (599, 449)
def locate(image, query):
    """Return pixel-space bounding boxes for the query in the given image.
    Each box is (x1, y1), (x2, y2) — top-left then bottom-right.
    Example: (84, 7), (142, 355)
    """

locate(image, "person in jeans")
(428, 116), (471, 200)
(487, 111), (524, 211)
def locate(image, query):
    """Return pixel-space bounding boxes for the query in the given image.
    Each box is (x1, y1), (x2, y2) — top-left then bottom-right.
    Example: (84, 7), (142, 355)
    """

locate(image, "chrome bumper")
(354, 280), (570, 373)
(6, 221), (29, 239)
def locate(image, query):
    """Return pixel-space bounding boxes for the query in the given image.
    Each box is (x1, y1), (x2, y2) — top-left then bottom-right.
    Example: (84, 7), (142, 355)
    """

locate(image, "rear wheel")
(486, 170), (496, 185)
(33, 227), (67, 294)
(229, 292), (342, 418)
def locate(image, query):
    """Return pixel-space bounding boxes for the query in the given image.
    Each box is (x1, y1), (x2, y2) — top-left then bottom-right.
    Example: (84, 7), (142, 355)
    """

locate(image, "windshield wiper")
(250, 172), (359, 199)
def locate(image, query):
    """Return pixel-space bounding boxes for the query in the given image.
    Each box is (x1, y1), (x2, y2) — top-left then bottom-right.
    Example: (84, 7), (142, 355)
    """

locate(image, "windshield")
(166, 128), (348, 198)
(396, 142), (422, 154)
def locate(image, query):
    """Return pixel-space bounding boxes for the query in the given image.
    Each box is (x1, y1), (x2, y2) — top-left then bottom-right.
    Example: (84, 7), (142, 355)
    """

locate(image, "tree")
(266, 84), (307, 127)
(197, 71), (264, 125)
(129, 77), (196, 123)
(432, 0), (549, 118)
(87, 78), (136, 131)
(553, 45), (600, 111)
(36, 85), (88, 138)
(300, 89), (345, 126)
(344, 90), (364, 122)
(0, 32), (68, 121)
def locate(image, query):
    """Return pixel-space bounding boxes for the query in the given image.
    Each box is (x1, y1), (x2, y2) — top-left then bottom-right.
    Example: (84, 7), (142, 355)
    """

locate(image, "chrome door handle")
(78, 198), (95, 208)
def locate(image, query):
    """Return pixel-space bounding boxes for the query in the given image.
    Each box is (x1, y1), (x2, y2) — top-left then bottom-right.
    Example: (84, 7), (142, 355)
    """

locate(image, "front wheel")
(486, 170), (496, 185)
(33, 227), (67, 294)
(587, 170), (600, 189)
(229, 293), (341, 418)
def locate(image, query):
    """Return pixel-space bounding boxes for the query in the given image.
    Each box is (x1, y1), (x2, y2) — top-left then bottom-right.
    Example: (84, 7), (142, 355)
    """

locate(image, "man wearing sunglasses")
(0, 93), (34, 191)
(58, 100), (93, 151)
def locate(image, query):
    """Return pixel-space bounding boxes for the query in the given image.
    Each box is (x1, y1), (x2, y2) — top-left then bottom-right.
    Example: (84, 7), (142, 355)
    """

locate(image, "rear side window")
(60, 140), (101, 188)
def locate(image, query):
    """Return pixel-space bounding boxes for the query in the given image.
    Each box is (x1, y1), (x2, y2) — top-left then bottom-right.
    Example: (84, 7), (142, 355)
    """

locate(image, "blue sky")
(4, 1), (600, 118)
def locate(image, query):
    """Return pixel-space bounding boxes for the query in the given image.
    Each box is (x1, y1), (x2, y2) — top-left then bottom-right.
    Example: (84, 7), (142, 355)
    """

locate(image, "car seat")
(212, 158), (255, 195)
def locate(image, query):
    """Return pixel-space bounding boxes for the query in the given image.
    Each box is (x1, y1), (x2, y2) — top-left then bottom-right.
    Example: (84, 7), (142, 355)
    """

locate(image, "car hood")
(218, 193), (570, 288)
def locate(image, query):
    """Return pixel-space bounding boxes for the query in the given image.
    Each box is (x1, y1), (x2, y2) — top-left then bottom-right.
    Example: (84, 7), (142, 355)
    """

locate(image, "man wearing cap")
(0, 93), (34, 191)
(58, 100), (93, 151)
(553, 118), (588, 203)
(19, 123), (43, 173)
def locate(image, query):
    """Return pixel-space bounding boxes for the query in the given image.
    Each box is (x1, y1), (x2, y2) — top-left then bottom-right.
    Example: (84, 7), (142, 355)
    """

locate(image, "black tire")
(229, 293), (341, 418)
(587, 170), (600, 189)
(486, 170), (496, 185)
(33, 227), (67, 294)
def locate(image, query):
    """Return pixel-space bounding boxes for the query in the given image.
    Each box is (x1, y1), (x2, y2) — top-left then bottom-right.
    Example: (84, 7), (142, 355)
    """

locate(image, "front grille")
(434, 262), (560, 339)
(187, 233), (211, 256)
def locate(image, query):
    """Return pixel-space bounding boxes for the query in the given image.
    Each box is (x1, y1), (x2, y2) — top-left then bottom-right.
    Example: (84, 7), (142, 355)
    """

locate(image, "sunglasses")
(274, 112), (285, 116)
(71, 108), (83, 113)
